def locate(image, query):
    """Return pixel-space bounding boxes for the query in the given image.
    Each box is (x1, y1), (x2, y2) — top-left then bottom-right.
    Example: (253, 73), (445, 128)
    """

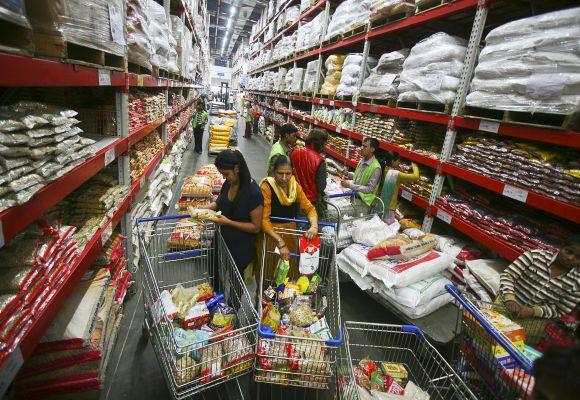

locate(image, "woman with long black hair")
(201, 149), (264, 273)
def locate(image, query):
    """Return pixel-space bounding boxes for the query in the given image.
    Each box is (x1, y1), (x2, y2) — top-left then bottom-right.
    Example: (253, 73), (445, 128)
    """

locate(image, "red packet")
(299, 235), (320, 274)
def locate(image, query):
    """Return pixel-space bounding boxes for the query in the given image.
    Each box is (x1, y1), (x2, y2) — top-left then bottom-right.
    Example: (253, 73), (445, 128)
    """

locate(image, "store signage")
(478, 119), (500, 133)
(436, 209), (452, 224)
(502, 185), (528, 203)
(104, 148), (115, 167)
(98, 69), (111, 86)
(401, 190), (413, 202)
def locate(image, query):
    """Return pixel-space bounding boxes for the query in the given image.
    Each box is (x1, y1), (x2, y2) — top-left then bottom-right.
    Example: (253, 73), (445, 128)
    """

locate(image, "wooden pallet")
(33, 34), (126, 71)
(128, 62), (153, 76)
(416, 0), (454, 14)
(359, 97), (396, 107)
(370, 8), (416, 29)
(0, 17), (34, 57)
(397, 100), (451, 114)
(336, 94), (354, 102)
(319, 93), (336, 100)
(463, 105), (579, 131)
(341, 23), (368, 40)
(321, 34), (341, 47)
(158, 68), (180, 81)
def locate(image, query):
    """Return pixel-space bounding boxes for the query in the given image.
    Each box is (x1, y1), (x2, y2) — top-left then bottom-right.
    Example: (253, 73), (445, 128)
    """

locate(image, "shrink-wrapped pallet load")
(359, 50), (409, 100)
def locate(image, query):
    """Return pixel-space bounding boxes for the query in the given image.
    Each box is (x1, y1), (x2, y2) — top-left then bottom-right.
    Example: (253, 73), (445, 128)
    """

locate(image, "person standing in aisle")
(258, 155), (318, 278)
(192, 101), (208, 154)
(379, 151), (420, 223)
(266, 123), (298, 175)
(252, 101), (260, 135)
(341, 137), (382, 207)
(199, 150), (264, 276)
(291, 128), (329, 216)
(243, 101), (253, 138)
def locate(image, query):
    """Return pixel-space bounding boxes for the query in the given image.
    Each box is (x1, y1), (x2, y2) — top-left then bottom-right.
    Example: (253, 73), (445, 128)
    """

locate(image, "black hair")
(363, 137), (379, 153)
(280, 123), (298, 139)
(214, 149), (252, 217)
(565, 234), (580, 247)
(385, 151), (400, 165)
(306, 128), (329, 153)
(533, 345), (580, 400)
(271, 154), (292, 172)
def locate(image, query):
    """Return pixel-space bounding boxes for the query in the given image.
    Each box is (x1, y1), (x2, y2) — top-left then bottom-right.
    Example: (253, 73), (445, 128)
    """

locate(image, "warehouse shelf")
(166, 114), (194, 150)
(130, 149), (165, 199)
(324, 146), (357, 169)
(441, 163), (580, 224)
(378, 141), (441, 169)
(453, 116), (580, 148)
(0, 193), (132, 373)
(251, 0), (297, 44)
(398, 188), (430, 210)
(249, 0), (478, 75)
(0, 52), (196, 88)
(0, 136), (126, 247)
(432, 204), (522, 261)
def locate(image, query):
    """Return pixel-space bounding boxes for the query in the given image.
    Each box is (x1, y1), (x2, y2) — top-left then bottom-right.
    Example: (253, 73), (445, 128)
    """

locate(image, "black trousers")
(194, 126), (204, 153)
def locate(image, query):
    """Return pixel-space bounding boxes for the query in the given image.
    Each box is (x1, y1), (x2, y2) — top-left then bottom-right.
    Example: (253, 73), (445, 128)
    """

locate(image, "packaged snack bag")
(299, 235), (320, 274)
(275, 259), (290, 286)
(182, 302), (211, 329)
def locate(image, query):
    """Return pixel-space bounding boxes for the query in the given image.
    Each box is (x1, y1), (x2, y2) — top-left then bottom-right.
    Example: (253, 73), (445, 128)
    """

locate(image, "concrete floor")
(100, 119), (443, 400)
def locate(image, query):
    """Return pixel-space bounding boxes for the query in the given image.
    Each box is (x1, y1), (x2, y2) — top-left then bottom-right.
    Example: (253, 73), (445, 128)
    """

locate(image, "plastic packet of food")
(0, 156), (28, 170)
(0, 164), (34, 185)
(289, 297), (318, 327)
(30, 146), (57, 160)
(222, 335), (253, 365)
(0, 267), (38, 292)
(172, 284), (201, 318)
(14, 183), (43, 204)
(0, 144), (30, 158)
(0, 110), (26, 132)
(199, 342), (224, 382)
(359, 358), (378, 378)
(21, 114), (49, 129)
(195, 282), (214, 302)
(8, 173), (43, 192)
(274, 258), (290, 286)
(355, 366), (372, 390)
(262, 303), (281, 331)
(0, 132), (29, 146)
(210, 302), (236, 327)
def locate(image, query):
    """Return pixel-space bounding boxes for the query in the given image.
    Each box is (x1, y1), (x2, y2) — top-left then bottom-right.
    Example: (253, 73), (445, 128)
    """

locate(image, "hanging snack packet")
(299, 235), (320, 274)
(307, 317), (332, 340)
(274, 258), (290, 286)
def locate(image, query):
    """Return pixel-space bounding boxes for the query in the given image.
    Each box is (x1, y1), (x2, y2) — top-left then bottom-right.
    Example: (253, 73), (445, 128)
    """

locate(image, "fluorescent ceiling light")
(230, 5), (236, 14)
(227, 19), (232, 28)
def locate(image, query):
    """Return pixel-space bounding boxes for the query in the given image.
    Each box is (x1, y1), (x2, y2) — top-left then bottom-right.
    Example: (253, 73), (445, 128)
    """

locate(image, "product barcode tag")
(104, 147), (115, 167)
(0, 347), (23, 397)
(436, 209), (452, 224)
(352, 100), (358, 107)
(401, 190), (413, 201)
(137, 75), (144, 87)
(478, 119), (500, 133)
(336, 126), (342, 134)
(329, 100), (334, 106)
(101, 224), (113, 246)
(370, 105), (377, 113)
(108, 4), (125, 45)
(502, 184), (528, 203)
(140, 177), (145, 190)
(98, 69), (111, 86)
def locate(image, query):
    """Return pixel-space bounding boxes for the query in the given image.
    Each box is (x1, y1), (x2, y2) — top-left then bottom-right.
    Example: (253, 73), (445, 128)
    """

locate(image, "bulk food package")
(272, 33), (296, 62)
(320, 55), (347, 96)
(295, 11), (326, 52)
(303, 59), (322, 94)
(465, 7), (580, 115)
(0, 101), (96, 213)
(275, 68), (288, 91)
(370, 0), (416, 19)
(336, 54), (378, 98)
(127, 0), (155, 70)
(358, 50), (409, 100)
(148, 0), (179, 73)
(325, 0), (374, 41)
(398, 32), (467, 105)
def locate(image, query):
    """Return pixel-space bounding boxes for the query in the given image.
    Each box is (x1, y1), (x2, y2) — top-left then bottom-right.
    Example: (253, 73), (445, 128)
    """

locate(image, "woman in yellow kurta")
(256, 154), (318, 281)
(379, 151), (420, 223)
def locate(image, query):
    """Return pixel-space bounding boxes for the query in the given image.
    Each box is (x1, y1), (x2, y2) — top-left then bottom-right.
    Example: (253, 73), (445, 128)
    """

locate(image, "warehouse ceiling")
(207, 0), (266, 60)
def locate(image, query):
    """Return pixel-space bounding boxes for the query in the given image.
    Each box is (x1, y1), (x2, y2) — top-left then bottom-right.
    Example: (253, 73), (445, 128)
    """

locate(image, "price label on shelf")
(370, 105), (377, 113)
(436, 209), (453, 224)
(108, 4), (125, 45)
(352, 100), (358, 107)
(104, 147), (115, 167)
(478, 119), (500, 133)
(101, 224), (113, 246)
(158, 78), (164, 86)
(502, 184), (528, 203)
(137, 75), (144, 87)
(98, 69), (111, 86)
(336, 126), (342, 134)
(0, 347), (23, 397)
(139, 177), (145, 190)
(401, 190), (413, 202)
(329, 100), (334, 106)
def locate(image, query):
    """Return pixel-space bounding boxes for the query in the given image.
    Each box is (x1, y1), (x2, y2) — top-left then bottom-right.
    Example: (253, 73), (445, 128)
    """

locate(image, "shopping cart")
(137, 214), (258, 400)
(337, 321), (477, 399)
(323, 192), (385, 251)
(445, 284), (570, 400)
(255, 217), (343, 392)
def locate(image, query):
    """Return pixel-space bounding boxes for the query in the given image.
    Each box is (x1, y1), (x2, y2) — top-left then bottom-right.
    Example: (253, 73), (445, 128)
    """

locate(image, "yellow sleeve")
(261, 182), (274, 233)
(398, 164), (420, 184)
(297, 184), (317, 220)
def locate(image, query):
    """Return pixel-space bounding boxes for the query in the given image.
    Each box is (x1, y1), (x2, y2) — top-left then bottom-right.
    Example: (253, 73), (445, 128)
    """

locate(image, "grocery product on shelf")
(127, 0), (155, 70)
(209, 124), (232, 153)
(336, 54), (377, 98)
(466, 7), (580, 115)
(449, 134), (580, 206)
(399, 163), (436, 200)
(128, 90), (166, 133)
(358, 50), (409, 100)
(324, 0), (374, 41)
(312, 106), (353, 129)
(148, 0), (179, 73)
(398, 32), (467, 105)
(370, 0), (416, 19)
(130, 131), (164, 183)
(320, 55), (346, 97)
(302, 59), (321, 95)
(295, 11), (325, 52)
(0, 101), (96, 213)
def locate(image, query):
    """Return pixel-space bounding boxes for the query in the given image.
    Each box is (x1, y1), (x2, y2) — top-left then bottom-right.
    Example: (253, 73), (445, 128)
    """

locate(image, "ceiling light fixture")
(230, 5), (236, 14)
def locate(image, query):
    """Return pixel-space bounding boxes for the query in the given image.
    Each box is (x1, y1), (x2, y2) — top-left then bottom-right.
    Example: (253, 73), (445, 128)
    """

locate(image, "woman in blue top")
(202, 150), (264, 274)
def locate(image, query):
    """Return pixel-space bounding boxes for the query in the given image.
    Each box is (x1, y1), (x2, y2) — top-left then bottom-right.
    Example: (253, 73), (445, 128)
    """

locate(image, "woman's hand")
(278, 241), (290, 260)
(517, 306), (535, 319)
(206, 214), (231, 226)
(505, 300), (521, 316)
(305, 225), (318, 241)
(341, 180), (350, 188)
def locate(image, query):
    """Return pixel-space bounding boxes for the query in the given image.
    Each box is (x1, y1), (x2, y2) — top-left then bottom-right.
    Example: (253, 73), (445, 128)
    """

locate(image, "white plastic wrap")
(295, 12), (325, 51)
(466, 7), (580, 115)
(284, 68), (295, 92)
(26, 0), (126, 57)
(275, 68), (288, 91)
(358, 50), (408, 99)
(271, 33), (296, 62)
(302, 60), (321, 94)
(300, 0), (316, 13)
(0, 0), (30, 28)
(282, 6), (299, 28)
(290, 68), (305, 92)
(325, 0), (374, 40)
(148, 0), (178, 72)
(398, 32), (467, 105)
(370, 0), (415, 19)
(336, 54), (377, 98)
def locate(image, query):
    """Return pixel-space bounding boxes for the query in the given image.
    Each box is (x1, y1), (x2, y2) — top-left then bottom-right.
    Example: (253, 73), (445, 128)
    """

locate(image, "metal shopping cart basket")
(137, 214), (258, 399)
(445, 284), (578, 400)
(323, 192), (385, 251)
(255, 217), (343, 392)
(337, 321), (477, 399)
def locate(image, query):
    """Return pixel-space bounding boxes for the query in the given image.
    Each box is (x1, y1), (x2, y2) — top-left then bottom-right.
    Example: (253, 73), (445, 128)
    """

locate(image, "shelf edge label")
(104, 148), (115, 167)
(336, 126), (342, 134)
(502, 184), (528, 203)
(401, 190), (413, 202)
(478, 119), (500, 133)
(329, 100), (334, 106)
(137, 75), (144, 87)
(98, 69), (111, 86)
(436, 209), (452, 224)
(370, 105), (377, 113)
(0, 347), (23, 397)
(101, 224), (113, 246)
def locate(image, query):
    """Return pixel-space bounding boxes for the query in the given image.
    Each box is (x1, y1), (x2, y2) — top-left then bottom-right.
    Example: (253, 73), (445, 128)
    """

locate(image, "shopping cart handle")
(163, 249), (203, 261)
(257, 323), (276, 339)
(325, 328), (343, 346)
(326, 192), (357, 199)
(445, 284), (534, 373)
(402, 325), (425, 340)
(136, 214), (191, 224)
(269, 216), (336, 227)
